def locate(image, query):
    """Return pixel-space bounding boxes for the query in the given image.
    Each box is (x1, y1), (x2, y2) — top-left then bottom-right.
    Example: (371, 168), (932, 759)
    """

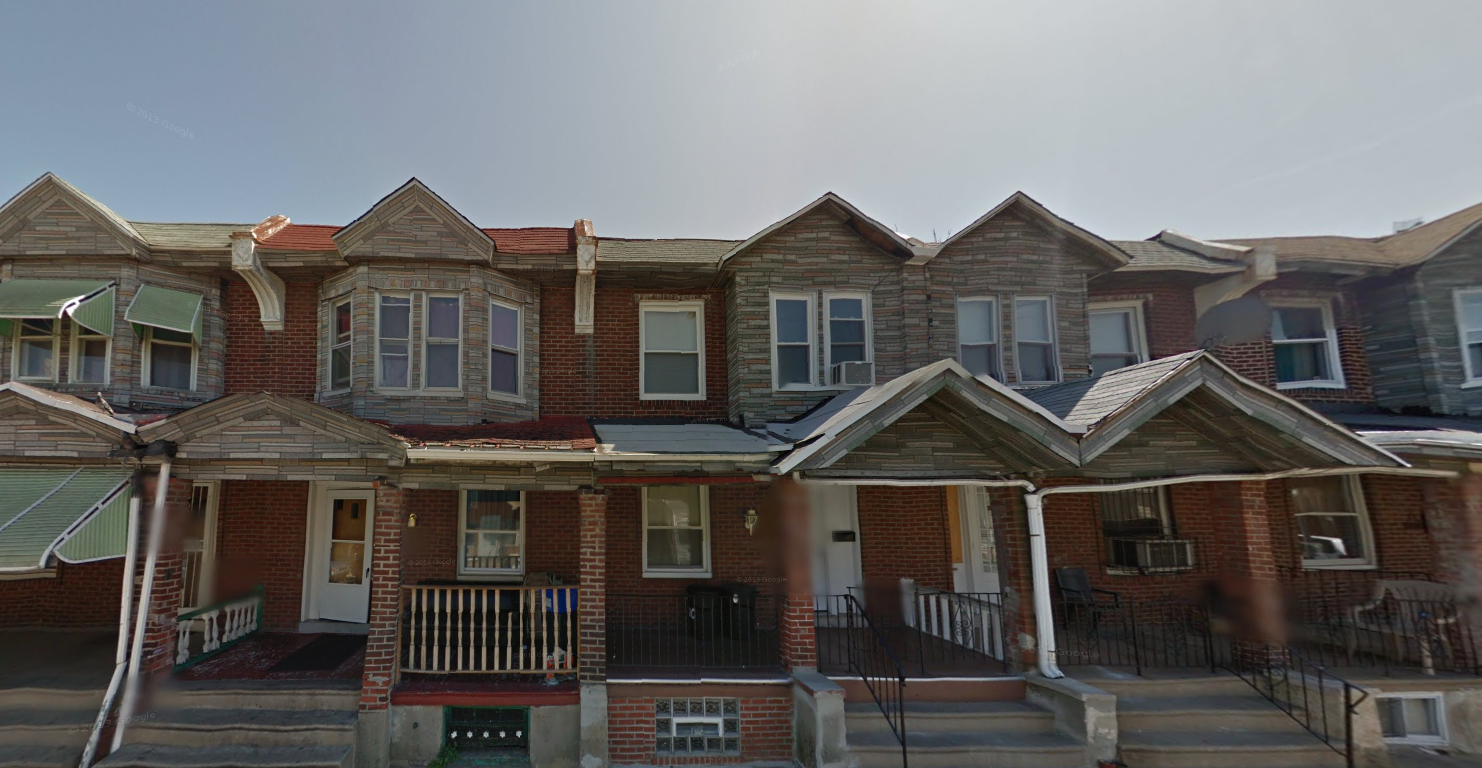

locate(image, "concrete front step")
(124, 708), (358, 748)
(848, 728), (1085, 768)
(1118, 730), (1346, 768)
(0, 707), (97, 746)
(95, 744), (353, 768)
(1117, 693), (1300, 732)
(0, 744), (90, 768)
(844, 700), (1057, 735)
(150, 680), (360, 711)
(1075, 672), (1253, 699)
(0, 686), (106, 710)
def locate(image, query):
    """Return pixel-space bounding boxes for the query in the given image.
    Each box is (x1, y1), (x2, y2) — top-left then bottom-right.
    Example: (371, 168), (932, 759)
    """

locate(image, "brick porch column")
(1211, 480), (1285, 668)
(577, 489), (608, 768)
(358, 483), (406, 768)
(142, 475), (190, 675)
(772, 477), (817, 671)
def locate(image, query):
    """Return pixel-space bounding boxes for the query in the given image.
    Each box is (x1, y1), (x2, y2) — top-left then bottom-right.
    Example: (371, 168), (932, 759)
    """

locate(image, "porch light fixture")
(406, 513), (417, 528)
(744, 508), (758, 536)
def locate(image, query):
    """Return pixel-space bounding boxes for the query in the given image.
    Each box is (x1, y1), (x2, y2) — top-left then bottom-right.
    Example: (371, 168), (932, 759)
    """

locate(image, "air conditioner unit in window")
(1108, 538), (1196, 574)
(829, 361), (874, 387)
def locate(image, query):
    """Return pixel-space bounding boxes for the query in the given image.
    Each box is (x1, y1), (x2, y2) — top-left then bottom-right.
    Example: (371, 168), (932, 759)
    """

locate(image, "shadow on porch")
(0, 628), (116, 690)
(175, 631), (365, 681)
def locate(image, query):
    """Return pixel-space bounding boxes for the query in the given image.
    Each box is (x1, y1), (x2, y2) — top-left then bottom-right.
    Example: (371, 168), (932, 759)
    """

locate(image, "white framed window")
(956, 296), (1001, 381)
(459, 490), (525, 578)
(143, 327), (196, 390)
(824, 292), (871, 382)
(640, 300), (705, 400)
(1089, 301), (1148, 377)
(1271, 301), (1345, 389)
(13, 319), (59, 382)
(1456, 288), (1482, 388)
(328, 297), (352, 393)
(423, 294), (462, 391)
(642, 485), (711, 578)
(1293, 476), (1374, 569)
(1014, 296), (1059, 384)
(70, 320), (110, 385)
(489, 299), (522, 397)
(376, 293), (411, 389)
(771, 292), (816, 390)
(1377, 693), (1447, 745)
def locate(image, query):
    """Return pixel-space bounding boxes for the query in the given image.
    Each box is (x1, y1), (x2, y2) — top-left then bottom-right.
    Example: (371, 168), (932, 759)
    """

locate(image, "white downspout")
(79, 486), (142, 768)
(1023, 493), (1063, 678)
(111, 460), (172, 753)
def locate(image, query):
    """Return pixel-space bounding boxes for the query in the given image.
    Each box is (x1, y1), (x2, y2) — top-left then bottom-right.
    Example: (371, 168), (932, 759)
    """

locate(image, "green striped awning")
(0, 279), (116, 336)
(0, 467), (133, 572)
(125, 284), (203, 339)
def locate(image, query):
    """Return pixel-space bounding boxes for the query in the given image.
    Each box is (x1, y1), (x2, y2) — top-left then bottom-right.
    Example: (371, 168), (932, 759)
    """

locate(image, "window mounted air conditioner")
(1108, 538), (1196, 573)
(829, 361), (874, 387)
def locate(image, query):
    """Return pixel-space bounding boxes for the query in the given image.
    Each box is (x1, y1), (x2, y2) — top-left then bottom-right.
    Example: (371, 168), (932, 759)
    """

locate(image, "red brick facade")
(603, 484), (775, 596)
(607, 693), (793, 765)
(223, 280), (320, 399)
(0, 560), (124, 628)
(857, 485), (953, 592)
(214, 480), (310, 631)
(360, 484), (405, 711)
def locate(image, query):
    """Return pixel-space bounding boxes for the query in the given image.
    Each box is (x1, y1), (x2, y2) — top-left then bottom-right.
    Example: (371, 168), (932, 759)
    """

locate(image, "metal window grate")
(445, 707), (528, 751)
(655, 698), (740, 756)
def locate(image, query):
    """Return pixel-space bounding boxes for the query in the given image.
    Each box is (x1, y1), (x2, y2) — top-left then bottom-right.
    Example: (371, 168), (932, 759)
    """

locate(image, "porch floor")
(0, 629), (115, 689)
(176, 632), (365, 682)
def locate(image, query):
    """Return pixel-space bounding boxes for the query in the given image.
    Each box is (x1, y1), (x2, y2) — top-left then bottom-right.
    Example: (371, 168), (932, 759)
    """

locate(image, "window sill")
(1300, 562), (1377, 571)
(1276, 381), (1347, 391)
(639, 394), (706, 402)
(1461, 379), (1482, 390)
(371, 389), (468, 399)
(455, 572), (525, 583)
(488, 390), (527, 405)
(1106, 566), (1196, 577)
(643, 570), (713, 579)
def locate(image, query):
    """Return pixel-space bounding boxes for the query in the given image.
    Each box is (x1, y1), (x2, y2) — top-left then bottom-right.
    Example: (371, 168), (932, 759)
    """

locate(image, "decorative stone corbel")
(230, 215), (291, 332)
(574, 219), (597, 335)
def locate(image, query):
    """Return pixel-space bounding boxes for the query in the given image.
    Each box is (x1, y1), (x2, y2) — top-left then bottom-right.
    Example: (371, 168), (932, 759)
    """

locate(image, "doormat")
(268, 634), (367, 672)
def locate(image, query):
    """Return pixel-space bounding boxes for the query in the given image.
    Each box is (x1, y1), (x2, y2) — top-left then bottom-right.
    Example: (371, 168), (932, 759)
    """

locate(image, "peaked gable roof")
(0, 382), (136, 435)
(0, 173), (150, 258)
(933, 191), (1129, 269)
(333, 178), (495, 262)
(720, 193), (928, 265)
(138, 392), (405, 459)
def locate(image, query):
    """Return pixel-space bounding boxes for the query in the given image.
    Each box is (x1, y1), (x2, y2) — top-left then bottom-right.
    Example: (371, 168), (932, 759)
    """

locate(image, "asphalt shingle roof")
(1111, 240), (1244, 274)
(596, 238), (741, 264)
(1023, 351), (1203, 428)
(130, 222), (253, 251)
(1221, 199), (1482, 268)
(383, 416), (596, 450)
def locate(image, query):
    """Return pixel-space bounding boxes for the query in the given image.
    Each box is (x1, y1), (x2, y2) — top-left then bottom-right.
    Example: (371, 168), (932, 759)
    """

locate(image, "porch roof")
(1360, 429), (1482, 461)
(0, 466), (133, 572)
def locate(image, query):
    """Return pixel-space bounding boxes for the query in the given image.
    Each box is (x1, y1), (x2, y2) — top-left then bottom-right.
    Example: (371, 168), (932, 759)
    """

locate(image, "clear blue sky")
(3, 1), (1480, 241)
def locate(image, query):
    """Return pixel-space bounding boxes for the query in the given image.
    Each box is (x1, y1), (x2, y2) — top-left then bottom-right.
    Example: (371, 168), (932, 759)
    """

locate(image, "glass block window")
(655, 698), (740, 757)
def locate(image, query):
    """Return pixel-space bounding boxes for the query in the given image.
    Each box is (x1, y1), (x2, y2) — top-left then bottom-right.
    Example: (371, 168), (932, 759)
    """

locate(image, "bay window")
(144, 327), (195, 390)
(824, 292), (871, 375)
(376, 294), (411, 389)
(772, 293), (816, 389)
(643, 485), (711, 577)
(1089, 302), (1147, 376)
(1271, 302), (1344, 389)
(329, 298), (352, 392)
(14, 319), (58, 381)
(1457, 288), (1482, 386)
(71, 321), (110, 384)
(490, 300), (521, 396)
(1014, 296), (1059, 383)
(956, 297), (1001, 380)
(640, 301), (704, 400)
(1292, 476), (1373, 568)
(423, 294), (462, 390)
(460, 490), (524, 577)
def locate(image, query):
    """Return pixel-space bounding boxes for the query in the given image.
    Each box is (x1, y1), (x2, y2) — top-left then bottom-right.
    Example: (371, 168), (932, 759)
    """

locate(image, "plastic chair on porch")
(1055, 567), (1122, 629)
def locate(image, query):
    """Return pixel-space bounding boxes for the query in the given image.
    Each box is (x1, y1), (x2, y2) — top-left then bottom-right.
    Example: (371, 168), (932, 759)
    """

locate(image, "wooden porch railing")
(399, 585), (579, 674)
(175, 586), (263, 670)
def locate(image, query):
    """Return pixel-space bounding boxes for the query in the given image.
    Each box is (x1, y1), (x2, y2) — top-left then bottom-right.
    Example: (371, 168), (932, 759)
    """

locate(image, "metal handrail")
(1225, 644), (1370, 768)
(843, 594), (909, 768)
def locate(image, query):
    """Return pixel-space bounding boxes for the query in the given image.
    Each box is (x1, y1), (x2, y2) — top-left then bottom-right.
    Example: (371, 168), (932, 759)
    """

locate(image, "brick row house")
(0, 172), (1479, 768)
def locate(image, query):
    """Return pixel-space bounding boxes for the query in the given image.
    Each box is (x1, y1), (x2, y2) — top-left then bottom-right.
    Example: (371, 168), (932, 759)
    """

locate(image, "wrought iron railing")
(842, 593), (909, 768)
(606, 590), (781, 672)
(1224, 645), (1370, 768)
(399, 585), (578, 674)
(174, 586), (263, 670)
(1053, 596), (1218, 675)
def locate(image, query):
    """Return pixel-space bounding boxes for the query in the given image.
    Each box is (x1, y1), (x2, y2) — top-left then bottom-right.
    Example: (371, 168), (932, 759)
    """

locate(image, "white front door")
(316, 491), (375, 624)
(810, 484), (863, 611)
(182, 482), (219, 612)
(956, 486), (1000, 594)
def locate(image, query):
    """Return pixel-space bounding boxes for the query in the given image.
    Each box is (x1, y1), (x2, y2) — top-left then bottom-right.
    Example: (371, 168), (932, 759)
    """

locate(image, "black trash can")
(686, 585), (728, 641)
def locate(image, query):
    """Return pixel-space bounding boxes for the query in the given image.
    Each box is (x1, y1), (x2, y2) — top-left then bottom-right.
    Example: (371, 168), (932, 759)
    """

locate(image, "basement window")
(1378, 694), (1447, 745)
(656, 698), (740, 757)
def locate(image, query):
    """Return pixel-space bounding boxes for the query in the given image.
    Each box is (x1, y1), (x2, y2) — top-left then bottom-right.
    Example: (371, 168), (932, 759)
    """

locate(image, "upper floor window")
(71, 321), (109, 384)
(642, 485), (711, 578)
(1457, 288), (1482, 386)
(14, 319), (58, 382)
(1292, 476), (1373, 568)
(460, 490), (524, 578)
(640, 301), (705, 400)
(772, 293), (816, 390)
(490, 300), (521, 396)
(956, 297), (1001, 381)
(376, 294), (411, 389)
(1014, 297), (1059, 384)
(1089, 302), (1147, 377)
(144, 328), (195, 390)
(423, 295), (462, 390)
(328, 298), (352, 392)
(1271, 302), (1344, 389)
(825, 292), (872, 385)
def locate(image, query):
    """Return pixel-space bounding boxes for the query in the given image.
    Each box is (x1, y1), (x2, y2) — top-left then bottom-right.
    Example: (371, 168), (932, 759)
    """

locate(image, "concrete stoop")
(844, 700), (1085, 768)
(95, 679), (360, 768)
(0, 686), (106, 768)
(1089, 671), (1347, 768)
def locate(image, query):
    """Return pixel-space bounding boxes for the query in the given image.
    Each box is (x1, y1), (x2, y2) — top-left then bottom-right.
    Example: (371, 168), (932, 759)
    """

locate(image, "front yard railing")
(175, 586), (263, 670)
(606, 590), (781, 673)
(399, 585), (578, 674)
(1225, 644), (1370, 768)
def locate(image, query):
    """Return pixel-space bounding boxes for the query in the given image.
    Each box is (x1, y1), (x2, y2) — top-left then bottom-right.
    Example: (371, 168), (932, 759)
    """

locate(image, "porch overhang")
(0, 467), (133, 573)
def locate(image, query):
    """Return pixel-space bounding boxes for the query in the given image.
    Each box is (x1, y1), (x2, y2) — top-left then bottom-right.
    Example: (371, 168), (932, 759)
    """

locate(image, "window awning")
(0, 279), (116, 337)
(125, 284), (203, 339)
(0, 467), (133, 572)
